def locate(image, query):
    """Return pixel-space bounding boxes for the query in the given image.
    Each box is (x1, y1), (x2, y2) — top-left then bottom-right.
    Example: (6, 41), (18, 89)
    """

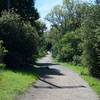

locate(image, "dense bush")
(0, 11), (39, 69)
(37, 36), (47, 58)
(81, 6), (100, 77)
(0, 0), (39, 23)
(52, 31), (82, 64)
(0, 40), (7, 64)
(0, 41), (7, 80)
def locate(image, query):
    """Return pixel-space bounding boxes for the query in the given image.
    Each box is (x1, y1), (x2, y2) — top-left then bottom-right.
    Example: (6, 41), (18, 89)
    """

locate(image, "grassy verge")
(56, 62), (100, 96)
(0, 69), (38, 100)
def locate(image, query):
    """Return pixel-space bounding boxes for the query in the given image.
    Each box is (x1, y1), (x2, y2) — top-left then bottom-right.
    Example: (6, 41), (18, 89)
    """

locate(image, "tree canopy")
(0, 0), (39, 22)
(46, 0), (100, 78)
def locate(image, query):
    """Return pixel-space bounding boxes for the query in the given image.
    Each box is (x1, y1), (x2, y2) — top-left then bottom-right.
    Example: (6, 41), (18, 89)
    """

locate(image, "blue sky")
(35, 0), (62, 20)
(35, 0), (63, 28)
(35, 0), (94, 28)
(35, 0), (94, 19)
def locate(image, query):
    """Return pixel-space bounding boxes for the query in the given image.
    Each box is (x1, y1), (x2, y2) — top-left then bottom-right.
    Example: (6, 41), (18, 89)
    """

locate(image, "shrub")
(52, 31), (82, 63)
(37, 36), (47, 58)
(0, 41), (7, 80)
(81, 6), (100, 78)
(0, 11), (39, 69)
(0, 40), (7, 63)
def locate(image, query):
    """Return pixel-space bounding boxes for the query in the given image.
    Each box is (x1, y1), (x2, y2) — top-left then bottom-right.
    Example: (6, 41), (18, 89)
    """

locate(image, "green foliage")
(0, 11), (39, 69)
(45, 0), (82, 35)
(0, 64), (6, 70)
(0, 40), (7, 63)
(81, 5), (100, 77)
(0, 0), (39, 22)
(45, 5), (65, 34)
(38, 48), (47, 58)
(37, 35), (47, 58)
(35, 21), (47, 37)
(46, 0), (100, 78)
(47, 28), (62, 45)
(35, 21), (47, 58)
(52, 31), (81, 63)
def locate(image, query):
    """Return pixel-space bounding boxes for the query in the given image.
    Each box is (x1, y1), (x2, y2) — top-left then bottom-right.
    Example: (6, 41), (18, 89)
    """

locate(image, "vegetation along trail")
(18, 54), (99, 100)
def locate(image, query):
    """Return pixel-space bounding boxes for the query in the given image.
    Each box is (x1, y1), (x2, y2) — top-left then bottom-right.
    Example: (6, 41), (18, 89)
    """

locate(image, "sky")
(35, 0), (63, 28)
(35, 0), (94, 28)
(35, 0), (62, 20)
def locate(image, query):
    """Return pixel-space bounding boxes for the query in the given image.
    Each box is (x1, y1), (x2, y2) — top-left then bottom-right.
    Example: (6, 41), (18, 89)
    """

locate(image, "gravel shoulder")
(17, 54), (99, 100)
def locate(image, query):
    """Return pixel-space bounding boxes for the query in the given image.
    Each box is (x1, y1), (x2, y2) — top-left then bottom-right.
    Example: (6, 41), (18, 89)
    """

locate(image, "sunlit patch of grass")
(0, 70), (38, 100)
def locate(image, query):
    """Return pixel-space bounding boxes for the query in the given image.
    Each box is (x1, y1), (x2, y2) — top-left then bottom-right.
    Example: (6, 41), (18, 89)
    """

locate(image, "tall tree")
(0, 11), (39, 68)
(0, 0), (39, 22)
(45, 5), (64, 33)
(45, 0), (81, 34)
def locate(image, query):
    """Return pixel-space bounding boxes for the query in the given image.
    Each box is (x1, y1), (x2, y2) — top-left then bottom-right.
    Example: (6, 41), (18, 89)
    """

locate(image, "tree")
(45, 5), (65, 34)
(0, 11), (39, 69)
(35, 21), (47, 37)
(46, 0), (100, 78)
(35, 21), (47, 57)
(81, 5), (100, 77)
(0, 40), (7, 63)
(52, 30), (81, 63)
(46, 0), (83, 35)
(0, 0), (39, 23)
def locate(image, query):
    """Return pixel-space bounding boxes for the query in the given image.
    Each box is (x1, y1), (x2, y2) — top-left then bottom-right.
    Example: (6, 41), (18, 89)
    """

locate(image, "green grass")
(0, 69), (38, 100)
(60, 63), (100, 96)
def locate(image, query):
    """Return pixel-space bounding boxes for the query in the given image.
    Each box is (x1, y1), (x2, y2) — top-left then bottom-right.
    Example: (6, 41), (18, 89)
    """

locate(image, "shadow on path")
(34, 63), (64, 77)
(34, 78), (86, 89)
(34, 63), (86, 89)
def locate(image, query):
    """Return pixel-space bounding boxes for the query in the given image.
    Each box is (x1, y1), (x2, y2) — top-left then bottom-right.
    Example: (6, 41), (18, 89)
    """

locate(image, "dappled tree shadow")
(35, 63), (59, 67)
(6, 62), (62, 77)
(34, 84), (86, 89)
(33, 63), (86, 89)
(34, 63), (64, 78)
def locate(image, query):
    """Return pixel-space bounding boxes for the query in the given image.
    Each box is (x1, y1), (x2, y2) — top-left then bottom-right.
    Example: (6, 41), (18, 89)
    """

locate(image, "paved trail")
(18, 54), (99, 100)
